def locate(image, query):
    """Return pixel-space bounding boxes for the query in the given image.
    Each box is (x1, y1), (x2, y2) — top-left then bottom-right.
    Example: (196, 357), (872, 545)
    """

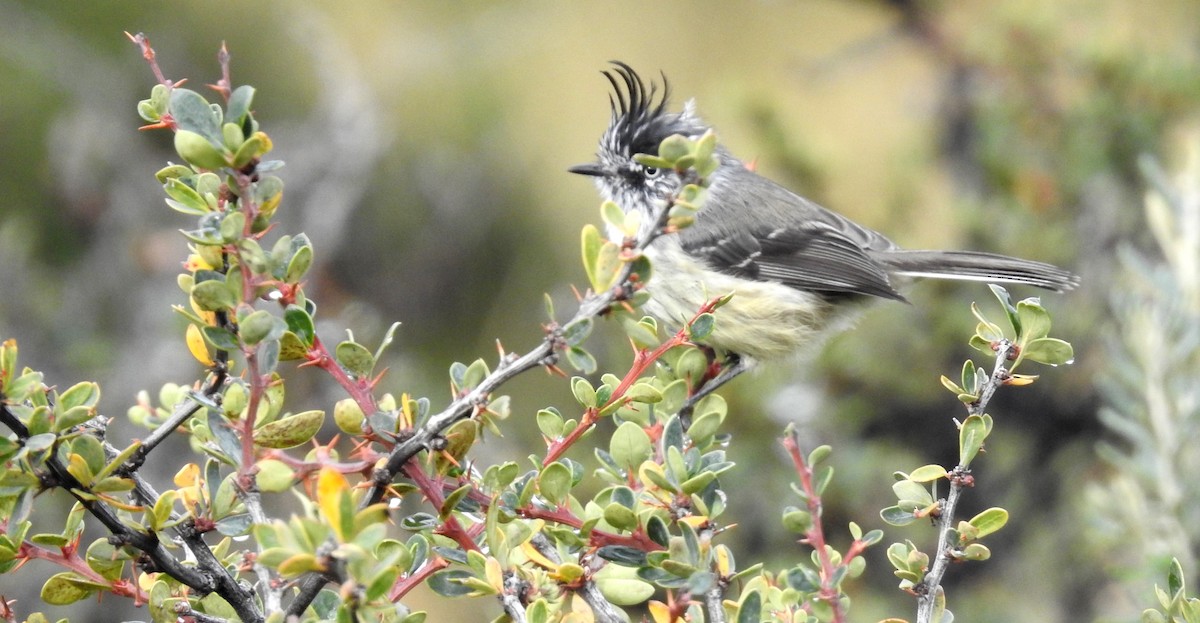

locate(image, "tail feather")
(877, 250), (1079, 292)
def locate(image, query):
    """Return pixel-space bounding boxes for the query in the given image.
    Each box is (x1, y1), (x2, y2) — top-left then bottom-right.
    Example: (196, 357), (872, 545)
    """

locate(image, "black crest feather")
(600, 62), (698, 159)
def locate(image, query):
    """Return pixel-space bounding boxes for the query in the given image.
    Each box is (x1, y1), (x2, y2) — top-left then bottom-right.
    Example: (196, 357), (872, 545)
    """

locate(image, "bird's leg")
(679, 354), (750, 425)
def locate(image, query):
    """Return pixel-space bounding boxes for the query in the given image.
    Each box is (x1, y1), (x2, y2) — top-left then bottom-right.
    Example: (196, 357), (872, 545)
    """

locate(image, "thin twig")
(705, 582), (727, 623)
(499, 574), (529, 623)
(915, 339), (1013, 623)
(0, 400), (263, 623)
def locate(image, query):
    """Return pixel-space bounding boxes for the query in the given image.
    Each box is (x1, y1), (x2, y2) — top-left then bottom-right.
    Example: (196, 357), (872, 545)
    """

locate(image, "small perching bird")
(570, 62), (1077, 381)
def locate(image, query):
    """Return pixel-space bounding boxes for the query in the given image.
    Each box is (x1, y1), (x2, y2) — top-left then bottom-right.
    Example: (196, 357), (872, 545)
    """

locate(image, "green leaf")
(222, 122), (245, 151)
(226, 85), (256, 126)
(781, 508), (813, 533)
(959, 542), (991, 561)
(25, 432), (56, 453)
(908, 464), (948, 483)
(737, 589), (762, 623)
(1016, 299), (1051, 340)
(286, 245), (313, 283)
(202, 325), (240, 351)
(595, 577), (655, 606)
(680, 471), (716, 495)
(284, 305), (315, 347)
(590, 240), (621, 292)
(220, 210), (246, 242)
(1020, 337), (1075, 367)
(960, 359), (978, 394)
(1168, 557), (1186, 598)
(685, 409), (724, 444)
(255, 459), (295, 493)
(537, 462), (572, 506)
(603, 503), (638, 532)
(239, 310), (282, 346)
(40, 572), (96, 605)
(967, 507), (1008, 540)
(988, 284), (1018, 327)
(174, 129), (229, 170)
(163, 178), (209, 215)
(689, 313), (715, 340)
(562, 318), (593, 347)
(581, 224), (604, 290)
(596, 545), (647, 567)
(461, 358), (490, 390)
(571, 376), (597, 407)
(335, 341), (375, 378)
(215, 514), (253, 536)
(237, 238), (270, 274)
(566, 347), (597, 374)
(536, 408), (564, 439)
(170, 88), (222, 142)
(255, 410), (325, 449)
(959, 413), (992, 466)
(807, 444), (832, 466)
(620, 315), (659, 349)
(625, 382), (662, 404)
(440, 484), (473, 521)
(601, 200), (625, 233)
(657, 135), (691, 163)
(892, 479), (934, 506)
(191, 280), (236, 312)
(610, 422), (652, 472)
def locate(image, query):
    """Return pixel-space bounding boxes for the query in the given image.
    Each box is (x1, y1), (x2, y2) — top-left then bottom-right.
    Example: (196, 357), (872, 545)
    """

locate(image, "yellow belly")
(642, 240), (842, 362)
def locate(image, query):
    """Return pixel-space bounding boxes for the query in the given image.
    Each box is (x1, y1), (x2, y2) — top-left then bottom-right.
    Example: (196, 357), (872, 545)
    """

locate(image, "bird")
(570, 62), (1077, 388)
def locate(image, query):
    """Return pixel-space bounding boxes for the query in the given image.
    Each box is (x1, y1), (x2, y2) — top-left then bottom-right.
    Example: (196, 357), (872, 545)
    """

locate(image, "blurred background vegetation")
(1, 0), (1199, 621)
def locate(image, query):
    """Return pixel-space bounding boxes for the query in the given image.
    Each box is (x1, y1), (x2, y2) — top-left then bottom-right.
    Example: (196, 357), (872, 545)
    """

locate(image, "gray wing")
(677, 163), (906, 301)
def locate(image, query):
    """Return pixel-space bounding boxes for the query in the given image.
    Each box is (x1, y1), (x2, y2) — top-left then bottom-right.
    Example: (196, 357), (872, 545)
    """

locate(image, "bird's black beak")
(568, 162), (609, 177)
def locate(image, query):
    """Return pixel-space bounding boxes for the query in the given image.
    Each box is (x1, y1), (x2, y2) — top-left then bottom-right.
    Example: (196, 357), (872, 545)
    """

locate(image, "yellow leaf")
(521, 541), (557, 570)
(186, 324), (213, 366)
(184, 253), (214, 272)
(173, 463), (200, 488)
(648, 600), (673, 623)
(137, 572), (158, 592)
(317, 467), (350, 540)
(188, 297), (217, 329)
(485, 557), (504, 591)
(66, 453), (93, 486)
(716, 544), (733, 576)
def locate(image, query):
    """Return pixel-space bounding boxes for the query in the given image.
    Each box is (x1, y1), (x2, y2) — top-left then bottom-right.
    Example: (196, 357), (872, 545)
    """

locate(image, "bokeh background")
(2, 0), (1199, 621)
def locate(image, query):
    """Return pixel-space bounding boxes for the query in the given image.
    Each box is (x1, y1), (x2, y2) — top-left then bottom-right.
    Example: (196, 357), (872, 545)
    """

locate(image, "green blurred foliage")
(1, 0), (1199, 621)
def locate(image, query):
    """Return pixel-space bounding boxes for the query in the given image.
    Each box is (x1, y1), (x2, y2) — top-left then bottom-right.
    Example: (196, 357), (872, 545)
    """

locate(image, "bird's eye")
(643, 167), (661, 179)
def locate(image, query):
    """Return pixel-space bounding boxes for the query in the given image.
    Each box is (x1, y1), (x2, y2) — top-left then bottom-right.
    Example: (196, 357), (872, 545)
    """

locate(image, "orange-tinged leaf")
(186, 324), (213, 366)
(184, 253), (214, 272)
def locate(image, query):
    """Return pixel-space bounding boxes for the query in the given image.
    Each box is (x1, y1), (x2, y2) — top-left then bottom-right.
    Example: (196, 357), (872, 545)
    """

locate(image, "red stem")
(517, 505), (662, 551)
(388, 557), (449, 601)
(402, 463), (481, 554)
(783, 433), (847, 623)
(306, 336), (379, 417)
(19, 541), (147, 602)
(543, 297), (724, 465)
